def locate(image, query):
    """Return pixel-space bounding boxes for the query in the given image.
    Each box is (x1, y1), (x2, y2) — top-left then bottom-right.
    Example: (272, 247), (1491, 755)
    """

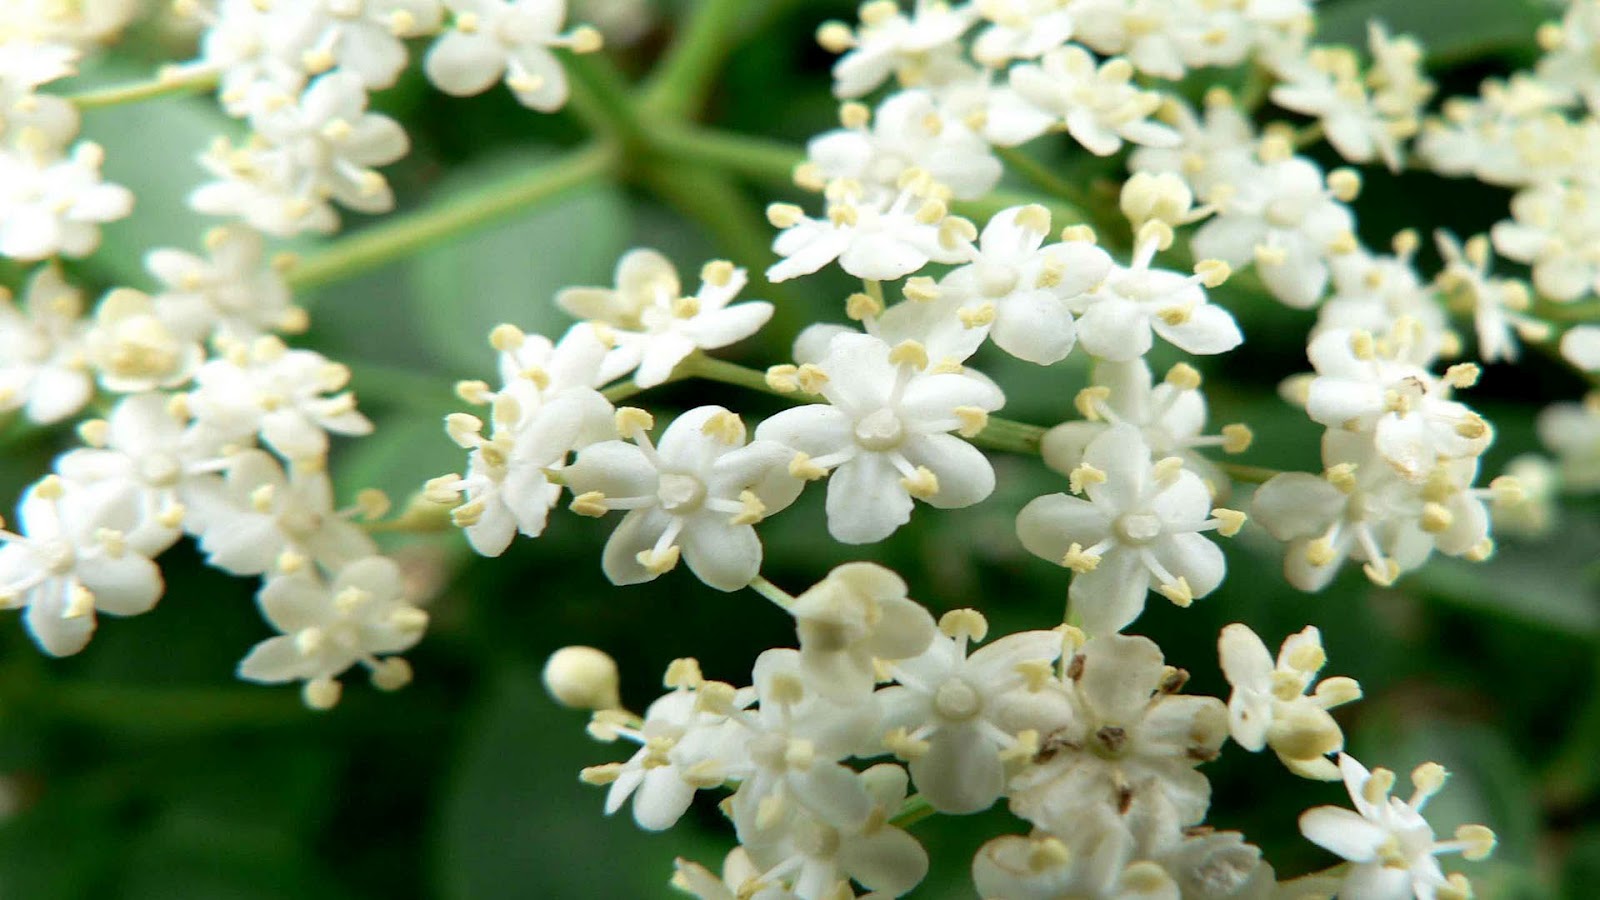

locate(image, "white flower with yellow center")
(1491, 181), (1600, 303)
(557, 250), (773, 388)
(0, 137), (132, 262)
(565, 406), (801, 591)
(1299, 754), (1495, 900)
(820, 0), (976, 99)
(147, 226), (304, 342)
(189, 336), (373, 461)
(766, 174), (977, 283)
(1217, 624), (1362, 780)
(805, 90), (1002, 201)
(425, 0), (602, 111)
(238, 556), (428, 709)
(83, 289), (204, 394)
(1007, 45), (1181, 155)
(785, 562), (937, 703)
(970, 0), (1076, 67)
(1433, 231), (1548, 364)
(278, 0), (444, 90)
(755, 332), (1004, 545)
(0, 265), (93, 425)
(972, 818), (1180, 900)
(1016, 425), (1242, 636)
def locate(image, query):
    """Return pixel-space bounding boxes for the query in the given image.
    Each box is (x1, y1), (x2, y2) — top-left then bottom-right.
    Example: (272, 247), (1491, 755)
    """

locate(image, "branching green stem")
(640, 0), (751, 119)
(65, 69), (217, 109)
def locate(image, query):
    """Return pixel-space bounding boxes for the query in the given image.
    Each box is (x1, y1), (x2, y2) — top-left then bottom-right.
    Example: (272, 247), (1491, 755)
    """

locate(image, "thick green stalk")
(286, 143), (618, 291)
(641, 0), (752, 119)
(651, 124), (806, 187)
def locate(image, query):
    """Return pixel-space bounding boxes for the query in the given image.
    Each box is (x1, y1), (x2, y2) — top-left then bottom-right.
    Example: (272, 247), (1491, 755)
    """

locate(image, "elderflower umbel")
(557, 250), (773, 388)
(1299, 754), (1495, 900)
(566, 406), (801, 591)
(1016, 425), (1244, 635)
(755, 331), (1004, 544)
(189, 336), (374, 461)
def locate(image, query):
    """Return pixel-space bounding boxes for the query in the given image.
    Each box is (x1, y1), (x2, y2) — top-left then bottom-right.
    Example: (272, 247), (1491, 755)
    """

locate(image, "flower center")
(796, 820), (842, 858)
(975, 260), (1019, 297)
(39, 539), (75, 575)
(657, 473), (706, 514)
(1115, 512), (1163, 544)
(933, 678), (983, 721)
(853, 407), (906, 451)
(139, 454), (182, 487)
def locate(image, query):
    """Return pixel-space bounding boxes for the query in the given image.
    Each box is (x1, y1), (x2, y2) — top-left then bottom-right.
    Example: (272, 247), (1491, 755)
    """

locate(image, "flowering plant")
(0, 0), (1595, 897)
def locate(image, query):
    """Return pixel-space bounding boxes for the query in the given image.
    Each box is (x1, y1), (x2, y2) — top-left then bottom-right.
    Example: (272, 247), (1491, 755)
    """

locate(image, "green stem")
(747, 574), (793, 608)
(1219, 462), (1282, 485)
(683, 352), (788, 397)
(651, 124), (804, 187)
(286, 143), (617, 291)
(65, 69), (217, 109)
(563, 53), (650, 149)
(995, 146), (1094, 210)
(887, 794), (936, 829)
(640, 0), (751, 119)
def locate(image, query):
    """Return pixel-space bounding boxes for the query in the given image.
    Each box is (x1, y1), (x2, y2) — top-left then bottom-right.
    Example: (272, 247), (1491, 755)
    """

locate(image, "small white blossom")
(1490, 181), (1600, 303)
(822, 0), (976, 99)
(1217, 623), (1361, 780)
(0, 139), (132, 261)
(189, 336), (373, 461)
(970, 0), (1076, 66)
(755, 332), (1003, 544)
(972, 822), (1179, 900)
(1433, 231), (1548, 364)
(147, 227), (305, 342)
(1299, 754), (1495, 900)
(277, 0), (444, 90)
(786, 562), (937, 702)
(1538, 398), (1600, 491)
(83, 289), (205, 394)
(1128, 92), (1258, 203)
(1269, 33), (1429, 171)
(1007, 46), (1181, 156)
(806, 90), (1002, 201)
(0, 475), (163, 657)
(238, 555), (429, 708)
(1316, 240), (1456, 362)
(0, 265), (93, 424)
(767, 176), (977, 283)
(1017, 425), (1241, 636)
(1563, 325), (1600, 373)
(425, 0), (602, 112)
(565, 406), (801, 591)
(557, 250), (773, 388)
(671, 852), (802, 900)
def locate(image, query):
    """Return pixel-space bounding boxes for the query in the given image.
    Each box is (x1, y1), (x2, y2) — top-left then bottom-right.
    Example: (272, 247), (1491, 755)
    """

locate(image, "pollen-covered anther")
(1305, 537), (1337, 567)
(570, 491), (609, 518)
(795, 363), (829, 393)
(423, 474), (461, 505)
(1420, 502), (1453, 533)
(694, 680), (737, 716)
(700, 410), (746, 444)
(1464, 537), (1495, 562)
(903, 276), (939, 302)
(900, 466), (939, 499)
(672, 296), (701, 318)
(958, 302), (996, 328)
(1153, 456), (1185, 484)
(1074, 386), (1111, 420)
(77, 419), (110, 447)
(1157, 577), (1194, 607)
(1165, 362), (1202, 390)
(939, 608), (988, 642)
(788, 452), (829, 481)
(614, 407), (654, 438)
(846, 291), (883, 320)
(766, 203), (805, 229)
(1443, 362), (1481, 389)
(953, 405), (989, 438)
(450, 498), (486, 527)
(1211, 508), (1247, 537)
(1325, 462), (1359, 493)
(579, 763), (626, 786)
(1362, 558), (1401, 586)
(663, 656), (703, 689)
(445, 412), (484, 448)
(765, 364), (800, 392)
(1028, 836), (1071, 871)
(1068, 463), (1106, 494)
(489, 322), (525, 352)
(1060, 224), (1097, 244)
(888, 340), (929, 370)
(816, 20), (855, 52)
(1194, 258), (1232, 288)
(729, 490), (767, 526)
(883, 727), (931, 761)
(1221, 423), (1253, 453)
(1456, 824), (1497, 861)
(1061, 542), (1101, 574)
(455, 379), (491, 405)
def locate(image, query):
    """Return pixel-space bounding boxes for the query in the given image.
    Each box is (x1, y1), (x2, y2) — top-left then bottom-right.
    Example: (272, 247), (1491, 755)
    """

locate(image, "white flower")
(56, 393), (230, 556)
(147, 227), (304, 342)
(1217, 624), (1361, 780)
(1433, 231), (1547, 364)
(183, 449), (379, 576)
(0, 42), (81, 147)
(740, 763), (929, 900)
(188, 336), (373, 461)
(425, 0), (602, 112)
(755, 332), (1003, 544)
(1156, 830), (1278, 900)
(436, 322), (615, 556)
(1072, 0), (1249, 79)
(238, 556), (428, 708)
(1066, 227), (1242, 362)
(1269, 38), (1425, 171)
(580, 660), (748, 831)
(1007, 46), (1181, 156)
(566, 406), (801, 591)
(806, 90), (1002, 201)
(1190, 152), (1358, 309)
(1250, 432), (1496, 591)
(793, 285), (988, 374)
(1305, 324), (1492, 479)
(970, 0), (1076, 66)
(0, 139), (132, 261)
(766, 176), (977, 283)
(822, 0), (976, 99)
(1316, 241), (1455, 362)
(1490, 182), (1600, 303)
(938, 205), (1113, 365)
(1299, 754), (1495, 900)
(171, 0), (312, 117)
(557, 250), (773, 388)
(1534, 0), (1600, 113)
(1016, 425), (1241, 636)
(0, 265), (93, 425)
(786, 562), (936, 702)
(1538, 399), (1600, 491)
(879, 609), (1062, 814)
(671, 852), (801, 900)
(277, 0), (444, 89)
(1041, 359), (1252, 499)
(972, 822), (1179, 900)
(1413, 75), (1568, 187)
(83, 289), (205, 394)
(0, 475), (163, 657)
(1127, 93), (1258, 203)
(1008, 634), (1228, 849)
(1563, 325), (1600, 373)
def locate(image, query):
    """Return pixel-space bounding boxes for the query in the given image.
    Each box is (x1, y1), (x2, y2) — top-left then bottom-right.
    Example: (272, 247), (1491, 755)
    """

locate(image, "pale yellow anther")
(570, 491), (609, 518)
(35, 474), (65, 500)
(730, 490), (767, 526)
(63, 584), (95, 618)
(1218, 422), (1252, 454)
(903, 276), (939, 302)
(888, 340), (929, 370)
(1457, 824), (1496, 861)
(846, 292), (883, 320)
(953, 406), (989, 438)
(1464, 537), (1495, 562)
(900, 466), (939, 499)
(914, 199), (948, 225)
(1027, 836), (1071, 872)
(450, 499), (486, 527)
(701, 410), (746, 444)
(1488, 475), (1524, 506)
(795, 363), (829, 393)
(793, 162), (827, 191)
(958, 302), (996, 328)
(1421, 502), (1454, 533)
(568, 26), (604, 54)
(1137, 219), (1176, 252)
(1069, 463), (1106, 494)
(766, 203), (805, 229)
(839, 101), (871, 129)
(788, 452), (829, 481)
(1287, 640), (1326, 673)
(445, 412), (484, 448)
(1153, 456), (1185, 483)
(1326, 462), (1359, 493)
(938, 216), (978, 249)
(1014, 204), (1052, 235)
(695, 680), (738, 716)
(1060, 224), (1097, 244)
(1362, 558), (1401, 586)
(455, 379), (492, 405)
(1157, 578), (1194, 607)
(248, 483), (276, 513)
(77, 419), (110, 447)
(1443, 362), (1481, 389)
(423, 475), (461, 505)
(766, 364), (801, 392)
(355, 488), (390, 520)
(1014, 659), (1053, 692)
(829, 204), (860, 228)
(938, 608), (988, 642)
(489, 323), (524, 352)
(1073, 386), (1111, 421)
(1165, 362), (1202, 390)
(1315, 676), (1363, 708)
(615, 407), (654, 438)
(1211, 508), (1247, 537)
(278, 550), (309, 575)
(1326, 168), (1362, 202)
(1061, 542), (1101, 574)
(883, 727), (931, 761)
(1362, 767), (1397, 806)
(579, 763), (626, 786)
(672, 296), (701, 318)
(156, 505), (186, 529)
(1254, 244), (1289, 267)
(1305, 537), (1337, 567)
(664, 657), (703, 689)
(1455, 416), (1488, 440)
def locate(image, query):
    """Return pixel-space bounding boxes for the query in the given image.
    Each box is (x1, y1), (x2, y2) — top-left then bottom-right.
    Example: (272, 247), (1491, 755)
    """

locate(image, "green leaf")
(1316, 0), (1549, 66)
(408, 153), (631, 375)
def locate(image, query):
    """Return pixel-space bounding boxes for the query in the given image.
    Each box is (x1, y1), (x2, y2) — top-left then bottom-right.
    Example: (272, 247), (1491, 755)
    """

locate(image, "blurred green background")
(1, 0), (1597, 896)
